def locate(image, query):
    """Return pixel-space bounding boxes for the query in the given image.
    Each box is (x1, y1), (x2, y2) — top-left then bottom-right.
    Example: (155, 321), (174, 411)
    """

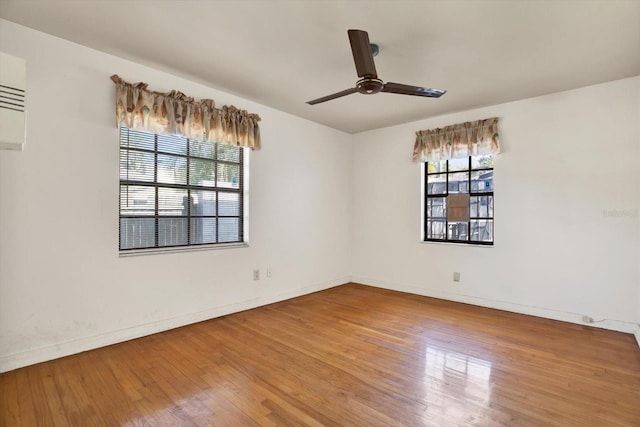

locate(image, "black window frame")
(424, 155), (494, 245)
(119, 127), (245, 251)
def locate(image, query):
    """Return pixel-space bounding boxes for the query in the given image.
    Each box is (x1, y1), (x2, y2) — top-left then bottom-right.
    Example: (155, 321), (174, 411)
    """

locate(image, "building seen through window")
(119, 127), (245, 251)
(425, 155), (494, 245)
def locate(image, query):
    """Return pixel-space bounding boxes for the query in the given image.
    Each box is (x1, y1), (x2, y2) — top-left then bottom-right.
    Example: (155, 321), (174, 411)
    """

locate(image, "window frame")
(118, 127), (248, 254)
(423, 155), (494, 246)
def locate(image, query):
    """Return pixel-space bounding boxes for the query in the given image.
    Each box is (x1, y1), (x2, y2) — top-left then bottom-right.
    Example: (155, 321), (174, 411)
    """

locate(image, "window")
(424, 155), (494, 245)
(119, 127), (245, 251)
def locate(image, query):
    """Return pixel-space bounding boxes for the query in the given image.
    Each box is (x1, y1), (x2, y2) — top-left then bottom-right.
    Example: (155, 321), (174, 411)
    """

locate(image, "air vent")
(0, 52), (27, 151)
(0, 84), (25, 112)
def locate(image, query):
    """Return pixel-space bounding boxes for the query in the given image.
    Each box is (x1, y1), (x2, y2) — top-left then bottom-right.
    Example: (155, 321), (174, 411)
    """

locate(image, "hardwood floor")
(2, 283), (639, 426)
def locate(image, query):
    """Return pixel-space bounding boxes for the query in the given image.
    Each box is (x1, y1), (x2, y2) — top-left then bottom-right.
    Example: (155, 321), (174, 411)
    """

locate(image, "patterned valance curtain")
(413, 117), (500, 162)
(110, 75), (261, 150)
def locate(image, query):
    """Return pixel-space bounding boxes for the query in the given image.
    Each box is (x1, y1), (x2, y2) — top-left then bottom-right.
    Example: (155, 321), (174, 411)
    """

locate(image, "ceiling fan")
(307, 29), (446, 105)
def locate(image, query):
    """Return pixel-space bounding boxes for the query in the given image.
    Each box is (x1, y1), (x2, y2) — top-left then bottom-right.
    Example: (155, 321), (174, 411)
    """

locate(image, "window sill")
(119, 242), (249, 257)
(421, 240), (493, 248)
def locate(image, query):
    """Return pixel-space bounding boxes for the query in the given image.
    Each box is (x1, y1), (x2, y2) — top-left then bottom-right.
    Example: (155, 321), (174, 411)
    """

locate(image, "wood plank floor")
(1, 283), (639, 426)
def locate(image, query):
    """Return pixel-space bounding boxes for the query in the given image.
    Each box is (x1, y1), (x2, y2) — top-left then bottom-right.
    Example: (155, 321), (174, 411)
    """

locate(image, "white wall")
(351, 77), (640, 333)
(0, 20), (352, 372)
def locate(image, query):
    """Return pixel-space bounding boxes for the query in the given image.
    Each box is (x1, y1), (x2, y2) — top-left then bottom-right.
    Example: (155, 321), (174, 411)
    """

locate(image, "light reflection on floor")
(422, 346), (495, 425)
(120, 347), (498, 425)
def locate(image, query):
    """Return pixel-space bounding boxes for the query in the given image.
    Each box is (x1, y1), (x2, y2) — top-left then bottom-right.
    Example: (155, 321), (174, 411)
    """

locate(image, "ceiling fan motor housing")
(357, 78), (384, 94)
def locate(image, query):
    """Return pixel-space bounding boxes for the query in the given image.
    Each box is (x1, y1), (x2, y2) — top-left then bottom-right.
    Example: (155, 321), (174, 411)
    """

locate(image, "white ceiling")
(1, 0), (639, 134)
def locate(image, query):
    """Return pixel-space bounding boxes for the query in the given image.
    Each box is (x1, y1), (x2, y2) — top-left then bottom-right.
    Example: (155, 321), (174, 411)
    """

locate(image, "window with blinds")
(119, 127), (245, 251)
(424, 155), (494, 245)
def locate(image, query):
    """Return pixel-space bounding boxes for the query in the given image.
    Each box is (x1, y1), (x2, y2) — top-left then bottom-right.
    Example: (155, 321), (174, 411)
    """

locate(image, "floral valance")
(413, 117), (500, 162)
(110, 75), (261, 150)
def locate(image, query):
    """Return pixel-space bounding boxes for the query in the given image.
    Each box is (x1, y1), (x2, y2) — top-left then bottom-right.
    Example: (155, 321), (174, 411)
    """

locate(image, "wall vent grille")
(0, 52), (27, 150)
(0, 84), (25, 112)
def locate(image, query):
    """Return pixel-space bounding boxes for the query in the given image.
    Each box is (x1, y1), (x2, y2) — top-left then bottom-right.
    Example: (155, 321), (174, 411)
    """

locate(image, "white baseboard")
(0, 277), (349, 373)
(3, 276), (635, 372)
(352, 276), (638, 335)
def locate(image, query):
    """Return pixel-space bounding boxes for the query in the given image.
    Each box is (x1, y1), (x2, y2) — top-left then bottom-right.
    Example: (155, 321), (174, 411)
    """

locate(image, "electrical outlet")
(266, 268), (272, 278)
(582, 315), (593, 323)
(253, 269), (260, 281)
(453, 272), (460, 282)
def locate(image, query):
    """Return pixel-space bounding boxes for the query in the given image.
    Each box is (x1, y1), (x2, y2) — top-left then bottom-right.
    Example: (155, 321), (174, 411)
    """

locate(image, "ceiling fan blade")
(382, 82), (446, 98)
(306, 87), (358, 105)
(348, 29), (377, 79)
